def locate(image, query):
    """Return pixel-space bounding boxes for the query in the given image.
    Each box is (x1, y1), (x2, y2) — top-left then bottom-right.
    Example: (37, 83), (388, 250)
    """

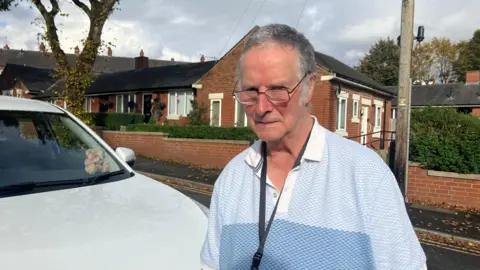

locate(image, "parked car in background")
(0, 96), (208, 270)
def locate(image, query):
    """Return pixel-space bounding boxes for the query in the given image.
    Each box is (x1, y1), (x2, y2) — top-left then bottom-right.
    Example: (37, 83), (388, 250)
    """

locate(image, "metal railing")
(346, 130), (396, 150)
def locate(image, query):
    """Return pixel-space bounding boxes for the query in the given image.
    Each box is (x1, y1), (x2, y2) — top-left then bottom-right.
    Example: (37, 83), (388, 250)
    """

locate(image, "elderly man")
(201, 23), (426, 269)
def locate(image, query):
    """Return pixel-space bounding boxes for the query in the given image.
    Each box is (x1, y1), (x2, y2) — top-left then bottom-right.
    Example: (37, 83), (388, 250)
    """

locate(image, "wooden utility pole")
(394, 0), (415, 200)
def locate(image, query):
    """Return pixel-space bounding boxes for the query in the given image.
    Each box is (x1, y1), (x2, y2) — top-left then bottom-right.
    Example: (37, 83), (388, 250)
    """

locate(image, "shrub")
(409, 106), (480, 174)
(89, 113), (145, 130)
(187, 100), (209, 126)
(125, 124), (257, 141)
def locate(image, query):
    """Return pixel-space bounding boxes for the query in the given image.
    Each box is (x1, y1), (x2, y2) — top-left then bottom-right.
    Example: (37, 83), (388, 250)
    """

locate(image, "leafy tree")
(453, 29), (480, 82)
(354, 37), (400, 86)
(411, 42), (435, 84)
(2, 0), (120, 126)
(187, 99), (209, 126)
(430, 37), (458, 84)
(0, 0), (15, 11)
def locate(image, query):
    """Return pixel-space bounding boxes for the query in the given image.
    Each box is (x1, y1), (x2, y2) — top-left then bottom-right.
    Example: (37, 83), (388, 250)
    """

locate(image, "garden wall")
(100, 131), (480, 209)
(99, 131), (248, 168)
(408, 162), (480, 209)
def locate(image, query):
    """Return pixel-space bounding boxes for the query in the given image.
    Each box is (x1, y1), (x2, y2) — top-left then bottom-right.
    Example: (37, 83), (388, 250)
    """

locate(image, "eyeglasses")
(233, 72), (310, 105)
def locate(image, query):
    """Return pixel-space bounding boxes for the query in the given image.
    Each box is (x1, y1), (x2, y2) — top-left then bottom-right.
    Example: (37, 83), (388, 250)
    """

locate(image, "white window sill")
(167, 115), (180, 120)
(335, 130), (348, 137)
(351, 117), (360, 123)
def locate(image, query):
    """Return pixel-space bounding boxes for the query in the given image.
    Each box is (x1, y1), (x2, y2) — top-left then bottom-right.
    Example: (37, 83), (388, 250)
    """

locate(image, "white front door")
(361, 107), (368, 145)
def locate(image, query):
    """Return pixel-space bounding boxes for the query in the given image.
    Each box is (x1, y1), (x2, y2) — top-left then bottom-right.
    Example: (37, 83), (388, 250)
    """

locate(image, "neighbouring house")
(0, 45), (184, 75)
(84, 58), (216, 124)
(0, 63), (60, 100)
(388, 70), (480, 119)
(192, 26), (395, 148)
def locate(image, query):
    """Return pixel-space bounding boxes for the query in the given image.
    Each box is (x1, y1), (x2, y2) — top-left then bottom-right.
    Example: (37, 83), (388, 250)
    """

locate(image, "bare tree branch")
(71, 0), (90, 17)
(49, 0), (60, 15)
(76, 0), (118, 73)
(33, 0), (69, 70)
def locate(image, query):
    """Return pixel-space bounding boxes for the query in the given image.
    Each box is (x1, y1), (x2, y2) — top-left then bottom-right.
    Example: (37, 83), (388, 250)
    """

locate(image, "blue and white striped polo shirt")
(201, 116), (427, 269)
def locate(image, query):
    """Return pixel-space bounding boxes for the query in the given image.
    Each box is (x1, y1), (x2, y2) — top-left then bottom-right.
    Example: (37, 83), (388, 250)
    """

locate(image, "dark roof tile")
(86, 61), (216, 95)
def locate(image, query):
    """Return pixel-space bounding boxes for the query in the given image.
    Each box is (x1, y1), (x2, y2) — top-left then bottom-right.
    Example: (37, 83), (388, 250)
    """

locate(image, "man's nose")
(255, 92), (273, 116)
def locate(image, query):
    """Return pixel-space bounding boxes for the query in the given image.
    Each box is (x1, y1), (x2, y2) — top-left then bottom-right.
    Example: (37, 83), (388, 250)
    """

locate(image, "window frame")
(351, 94), (360, 123)
(115, 93), (136, 113)
(373, 99), (383, 138)
(335, 91), (349, 136)
(167, 90), (194, 120)
(208, 93), (223, 127)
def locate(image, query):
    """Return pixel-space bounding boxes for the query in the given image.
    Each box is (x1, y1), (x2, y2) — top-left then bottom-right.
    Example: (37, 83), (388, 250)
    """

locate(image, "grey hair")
(235, 23), (317, 102)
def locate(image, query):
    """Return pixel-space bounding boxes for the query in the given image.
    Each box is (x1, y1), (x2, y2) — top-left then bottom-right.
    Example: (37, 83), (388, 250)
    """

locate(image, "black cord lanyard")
(250, 130), (312, 270)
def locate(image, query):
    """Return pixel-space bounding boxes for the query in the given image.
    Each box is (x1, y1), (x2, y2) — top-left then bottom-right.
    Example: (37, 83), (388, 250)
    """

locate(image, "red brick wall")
(100, 131), (247, 168)
(466, 71), (480, 84)
(472, 107), (480, 117)
(408, 163), (480, 209)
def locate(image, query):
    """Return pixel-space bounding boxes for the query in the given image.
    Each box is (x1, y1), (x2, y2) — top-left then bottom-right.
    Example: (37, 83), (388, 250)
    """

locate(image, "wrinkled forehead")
(237, 45), (302, 87)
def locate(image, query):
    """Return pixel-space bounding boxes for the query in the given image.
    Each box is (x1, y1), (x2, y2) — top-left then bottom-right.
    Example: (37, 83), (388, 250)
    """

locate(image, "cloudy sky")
(1, 0), (479, 66)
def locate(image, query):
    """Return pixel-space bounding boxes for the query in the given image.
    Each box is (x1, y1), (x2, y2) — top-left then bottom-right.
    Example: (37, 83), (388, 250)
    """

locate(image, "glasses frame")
(232, 72), (311, 105)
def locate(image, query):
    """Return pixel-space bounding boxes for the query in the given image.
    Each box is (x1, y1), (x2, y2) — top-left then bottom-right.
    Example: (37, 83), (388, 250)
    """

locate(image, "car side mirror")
(115, 147), (136, 167)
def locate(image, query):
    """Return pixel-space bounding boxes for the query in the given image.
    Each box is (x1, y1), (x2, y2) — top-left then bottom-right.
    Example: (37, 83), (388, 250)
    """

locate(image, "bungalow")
(0, 63), (60, 100)
(84, 58), (216, 125)
(388, 70), (480, 118)
(83, 26), (395, 149)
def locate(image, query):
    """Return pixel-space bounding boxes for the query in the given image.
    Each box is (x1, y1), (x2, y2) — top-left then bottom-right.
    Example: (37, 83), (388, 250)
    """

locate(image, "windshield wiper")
(0, 170), (128, 196)
(0, 182), (37, 196)
(81, 169), (127, 185)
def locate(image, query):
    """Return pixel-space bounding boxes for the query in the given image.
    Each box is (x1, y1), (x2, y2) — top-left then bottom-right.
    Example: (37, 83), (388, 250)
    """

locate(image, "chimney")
(200, 55), (205, 62)
(171, 58), (175, 62)
(135, 49), (149, 69)
(107, 47), (112, 57)
(3, 44), (9, 50)
(465, 71), (480, 84)
(39, 42), (46, 52)
(74, 46), (80, 56)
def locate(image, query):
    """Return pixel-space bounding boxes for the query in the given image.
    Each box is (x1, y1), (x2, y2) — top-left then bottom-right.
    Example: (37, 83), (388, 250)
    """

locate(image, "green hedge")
(89, 113), (145, 130)
(409, 106), (480, 174)
(125, 124), (257, 141)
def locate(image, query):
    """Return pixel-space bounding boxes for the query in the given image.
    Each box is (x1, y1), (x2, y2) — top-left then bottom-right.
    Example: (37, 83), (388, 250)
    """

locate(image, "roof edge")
(193, 25), (261, 85)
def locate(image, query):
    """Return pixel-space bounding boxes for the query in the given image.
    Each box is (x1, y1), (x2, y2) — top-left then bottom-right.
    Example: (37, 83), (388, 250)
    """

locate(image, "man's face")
(239, 43), (311, 143)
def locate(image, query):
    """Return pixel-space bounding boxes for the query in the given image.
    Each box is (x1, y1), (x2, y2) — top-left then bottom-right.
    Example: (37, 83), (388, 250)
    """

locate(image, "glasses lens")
(266, 89), (290, 103)
(236, 91), (258, 104)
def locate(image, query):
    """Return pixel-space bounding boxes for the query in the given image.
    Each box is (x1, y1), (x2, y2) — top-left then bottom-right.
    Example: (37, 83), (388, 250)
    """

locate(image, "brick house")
(388, 70), (480, 119)
(0, 63), (61, 101)
(84, 58), (215, 125)
(193, 26), (395, 148)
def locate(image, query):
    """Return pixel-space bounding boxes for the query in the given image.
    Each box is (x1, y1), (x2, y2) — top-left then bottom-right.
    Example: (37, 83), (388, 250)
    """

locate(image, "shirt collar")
(245, 116), (326, 169)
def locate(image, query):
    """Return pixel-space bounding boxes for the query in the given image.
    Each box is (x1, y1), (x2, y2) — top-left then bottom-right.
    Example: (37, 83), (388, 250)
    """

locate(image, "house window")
(115, 94), (136, 113)
(335, 91), (349, 136)
(208, 93), (223, 127)
(84, 97), (92, 112)
(373, 100), (383, 138)
(234, 99), (249, 127)
(351, 94), (360, 123)
(167, 90), (194, 119)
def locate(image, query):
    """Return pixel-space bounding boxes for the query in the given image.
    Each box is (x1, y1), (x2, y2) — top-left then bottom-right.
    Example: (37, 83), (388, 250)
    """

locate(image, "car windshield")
(0, 110), (125, 188)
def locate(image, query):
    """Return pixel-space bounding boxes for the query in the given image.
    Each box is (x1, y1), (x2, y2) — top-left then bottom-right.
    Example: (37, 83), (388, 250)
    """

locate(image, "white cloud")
(345, 49), (366, 61)
(339, 16), (398, 42)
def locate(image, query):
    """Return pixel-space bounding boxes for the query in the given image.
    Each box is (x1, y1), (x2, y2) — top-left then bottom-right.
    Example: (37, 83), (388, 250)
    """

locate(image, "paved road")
(174, 186), (480, 269)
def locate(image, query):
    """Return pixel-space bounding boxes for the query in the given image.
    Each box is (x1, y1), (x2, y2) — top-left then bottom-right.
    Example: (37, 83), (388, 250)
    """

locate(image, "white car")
(0, 96), (208, 270)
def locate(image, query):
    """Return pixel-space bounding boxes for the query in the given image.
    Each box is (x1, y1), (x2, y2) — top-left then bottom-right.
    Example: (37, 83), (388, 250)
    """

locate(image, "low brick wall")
(408, 162), (480, 209)
(99, 131), (248, 168)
